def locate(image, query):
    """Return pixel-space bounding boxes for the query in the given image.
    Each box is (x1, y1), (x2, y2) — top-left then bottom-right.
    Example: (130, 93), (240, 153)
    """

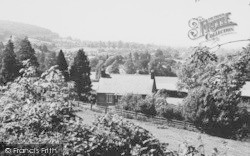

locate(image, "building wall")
(97, 93), (117, 105)
(97, 93), (149, 105)
(97, 93), (107, 105)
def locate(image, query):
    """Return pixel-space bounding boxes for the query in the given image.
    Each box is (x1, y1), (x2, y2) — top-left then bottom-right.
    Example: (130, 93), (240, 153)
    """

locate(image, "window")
(106, 94), (113, 103)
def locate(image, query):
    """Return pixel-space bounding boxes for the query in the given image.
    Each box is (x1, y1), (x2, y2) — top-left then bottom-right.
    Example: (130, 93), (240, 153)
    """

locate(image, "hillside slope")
(0, 20), (59, 41)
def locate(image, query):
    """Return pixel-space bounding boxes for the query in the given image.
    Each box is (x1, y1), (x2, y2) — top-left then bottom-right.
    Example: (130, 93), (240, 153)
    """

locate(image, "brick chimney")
(150, 70), (155, 79)
(151, 70), (157, 93)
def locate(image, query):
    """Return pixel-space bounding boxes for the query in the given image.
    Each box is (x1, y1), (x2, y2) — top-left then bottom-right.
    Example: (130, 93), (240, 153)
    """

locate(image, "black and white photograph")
(0, 0), (250, 155)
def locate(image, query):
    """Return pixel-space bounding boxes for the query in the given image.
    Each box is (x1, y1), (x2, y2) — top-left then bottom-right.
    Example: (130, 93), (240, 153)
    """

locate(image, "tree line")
(0, 37), (92, 102)
(90, 49), (180, 79)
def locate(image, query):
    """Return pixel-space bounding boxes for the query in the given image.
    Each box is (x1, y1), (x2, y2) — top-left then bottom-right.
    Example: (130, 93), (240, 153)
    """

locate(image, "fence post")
(105, 106), (108, 114)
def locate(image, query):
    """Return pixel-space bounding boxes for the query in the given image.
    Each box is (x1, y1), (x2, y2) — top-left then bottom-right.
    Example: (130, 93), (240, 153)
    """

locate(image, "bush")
(118, 93), (184, 119)
(118, 93), (142, 112)
(0, 62), (167, 155)
(156, 104), (184, 120)
(137, 96), (157, 117)
(179, 46), (250, 139)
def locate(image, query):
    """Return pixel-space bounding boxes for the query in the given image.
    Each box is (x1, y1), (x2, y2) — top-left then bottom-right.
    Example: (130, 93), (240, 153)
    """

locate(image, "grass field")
(76, 104), (250, 156)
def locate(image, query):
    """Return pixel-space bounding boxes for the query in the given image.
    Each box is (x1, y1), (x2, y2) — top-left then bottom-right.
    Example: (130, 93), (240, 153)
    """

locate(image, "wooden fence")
(96, 105), (198, 132)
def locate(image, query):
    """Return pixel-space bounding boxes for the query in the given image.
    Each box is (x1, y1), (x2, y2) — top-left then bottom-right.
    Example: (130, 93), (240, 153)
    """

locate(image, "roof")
(97, 74), (154, 95)
(95, 74), (250, 97)
(92, 82), (99, 91)
(240, 81), (250, 97)
(155, 76), (187, 92)
(90, 72), (96, 80)
(166, 97), (183, 106)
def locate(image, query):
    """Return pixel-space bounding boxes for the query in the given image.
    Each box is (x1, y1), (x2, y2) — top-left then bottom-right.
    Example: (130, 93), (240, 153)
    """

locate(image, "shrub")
(156, 104), (183, 120)
(137, 96), (157, 117)
(118, 93), (142, 112)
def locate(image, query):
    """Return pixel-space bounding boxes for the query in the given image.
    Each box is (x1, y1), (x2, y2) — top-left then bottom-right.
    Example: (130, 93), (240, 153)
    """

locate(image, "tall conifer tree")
(0, 39), (20, 84)
(70, 49), (92, 101)
(17, 37), (39, 67)
(56, 50), (69, 81)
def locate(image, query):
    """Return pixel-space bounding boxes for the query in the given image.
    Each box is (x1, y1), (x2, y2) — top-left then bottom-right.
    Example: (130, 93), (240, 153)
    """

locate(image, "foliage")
(156, 104), (184, 120)
(0, 42), (4, 69)
(124, 59), (136, 74)
(0, 39), (20, 85)
(155, 49), (164, 57)
(149, 57), (176, 77)
(151, 89), (184, 120)
(118, 93), (142, 112)
(107, 60), (120, 74)
(0, 41), (4, 50)
(16, 37), (39, 67)
(36, 51), (46, 74)
(44, 51), (57, 71)
(90, 57), (99, 72)
(95, 60), (104, 79)
(179, 46), (250, 139)
(0, 65), (166, 155)
(0, 60), (224, 156)
(118, 94), (157, 117)
(70, 49), (92, 101)
(56, 50), (69, 81)
(0, 61), (78, 145)
(177, 46), (217, 90)
(137, 96), (157, 117)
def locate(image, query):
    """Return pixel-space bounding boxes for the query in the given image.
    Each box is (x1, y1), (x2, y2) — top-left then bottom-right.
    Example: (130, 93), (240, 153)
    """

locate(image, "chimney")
(101, 67), (106, 77)
(150, 70), (155, 79)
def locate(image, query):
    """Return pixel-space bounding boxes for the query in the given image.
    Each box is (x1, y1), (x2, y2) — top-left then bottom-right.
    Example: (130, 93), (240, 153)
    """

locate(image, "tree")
(133, 52), (139, 60)
(104, 56), (116, 67)
(45, 51), (57, 70)
(70, 49), (92, 101)
(0, 42), (4, 51)
(95, 60), (104, 79)
(0, 42), (4, 70)
(39, 44), (49, 52)
(36, 51), (46, 73)
(177, 47), (217, 90)
(56, 50), (69, 81)
(180, 46), (250, 139)
(124, 59), (136, 74)
(107, 60), (120, 74)
(128, 53), (132, 60)
(16, 37), (39, 67)
(0, 39), (20, 84)
(90, 57), (99, 71)
(140, 52), (151, 60)
(155, 49), (164, 57)
(148, 57), (176, 76)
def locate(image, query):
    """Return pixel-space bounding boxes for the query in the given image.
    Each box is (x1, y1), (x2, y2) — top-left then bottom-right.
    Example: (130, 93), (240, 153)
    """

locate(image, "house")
(155, 76), (187, 98)
(96, 73), (156, 105)
(95, 72), (188, 106)
(94, 65), (250, 107)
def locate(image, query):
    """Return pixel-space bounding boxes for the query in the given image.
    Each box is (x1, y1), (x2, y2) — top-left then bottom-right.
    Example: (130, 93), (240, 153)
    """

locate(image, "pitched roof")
(155, 76), (187, 92)
(166, 97), (184, 106)
(97, 74), (154, 95)
(96, 74), (250, 97)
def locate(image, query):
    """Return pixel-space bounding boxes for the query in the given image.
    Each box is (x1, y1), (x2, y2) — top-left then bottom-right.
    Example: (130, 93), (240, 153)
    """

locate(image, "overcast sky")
(0, 0), (250, 48)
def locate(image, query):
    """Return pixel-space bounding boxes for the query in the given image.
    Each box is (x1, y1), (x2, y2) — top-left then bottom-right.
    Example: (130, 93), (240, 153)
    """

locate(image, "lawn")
(76, 104), (250, 156)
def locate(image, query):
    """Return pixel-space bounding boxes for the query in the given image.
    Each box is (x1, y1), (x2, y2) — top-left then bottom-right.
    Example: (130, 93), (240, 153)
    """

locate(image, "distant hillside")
(0, 20), (240, 60)
(0, 20), (60, 42)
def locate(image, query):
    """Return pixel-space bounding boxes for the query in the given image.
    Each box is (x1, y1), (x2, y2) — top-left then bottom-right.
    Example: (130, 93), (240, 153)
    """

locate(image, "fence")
(96, 105), (198, 132)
